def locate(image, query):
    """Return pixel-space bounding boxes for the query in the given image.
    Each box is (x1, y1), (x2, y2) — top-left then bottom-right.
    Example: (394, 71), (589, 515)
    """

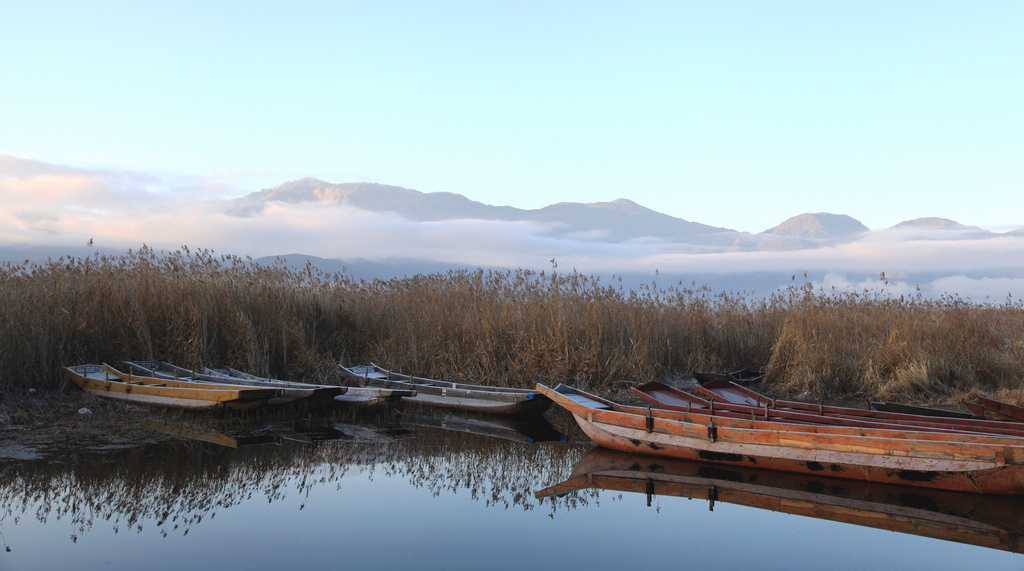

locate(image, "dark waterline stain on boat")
(897, 493), (942, 511)
(897, 470), (940, 483)
(805, 480), (825, 493)
(647, 442), (664, 450)
(697, 466), (745, 482)
(697, 450), (744, 463)
(829, 464), (843, 472)
(806, 461), (825, 471)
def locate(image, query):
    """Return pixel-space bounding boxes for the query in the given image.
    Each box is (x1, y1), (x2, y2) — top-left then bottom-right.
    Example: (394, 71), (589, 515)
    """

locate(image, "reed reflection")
(537, 447), (1024, 554)
(0, 411), (583, 549)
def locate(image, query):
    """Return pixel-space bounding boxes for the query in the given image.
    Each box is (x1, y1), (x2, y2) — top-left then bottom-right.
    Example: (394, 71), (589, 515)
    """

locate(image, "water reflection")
(538, 447), (1024, 554)
(0, 411), (582, 551)
(3, 412), (1023, 569)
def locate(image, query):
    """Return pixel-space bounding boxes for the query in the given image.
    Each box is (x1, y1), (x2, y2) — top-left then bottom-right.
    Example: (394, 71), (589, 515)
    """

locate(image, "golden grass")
(2, 247), (1022, 402)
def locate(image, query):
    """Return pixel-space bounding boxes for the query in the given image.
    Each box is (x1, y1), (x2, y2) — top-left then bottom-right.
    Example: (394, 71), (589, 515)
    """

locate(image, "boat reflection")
(402, 411), (566, 444)
(139, 417), (283, 447)
(537, 447), (1024, 554)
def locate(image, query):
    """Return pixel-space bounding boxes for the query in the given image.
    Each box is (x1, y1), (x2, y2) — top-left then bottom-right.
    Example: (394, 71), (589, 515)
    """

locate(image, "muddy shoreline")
(0, 393), (167, 462)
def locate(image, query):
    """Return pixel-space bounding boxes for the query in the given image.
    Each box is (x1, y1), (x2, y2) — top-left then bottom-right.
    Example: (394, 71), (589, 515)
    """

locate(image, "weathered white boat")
(340, 364), (552, 416)
(124, 361), (344, 407)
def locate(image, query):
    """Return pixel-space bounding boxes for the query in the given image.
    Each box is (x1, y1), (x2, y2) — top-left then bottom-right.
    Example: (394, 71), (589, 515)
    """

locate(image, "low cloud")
(928, 276), (1024, 303)
(2, 153), (1022, 301)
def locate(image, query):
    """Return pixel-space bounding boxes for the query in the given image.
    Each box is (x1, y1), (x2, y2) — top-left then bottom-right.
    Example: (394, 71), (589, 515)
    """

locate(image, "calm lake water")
(2, 408), (1023, 570)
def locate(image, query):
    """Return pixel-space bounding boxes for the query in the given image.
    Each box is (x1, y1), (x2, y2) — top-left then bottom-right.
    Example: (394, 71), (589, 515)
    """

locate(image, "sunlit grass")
(1, 247), (1022, 404)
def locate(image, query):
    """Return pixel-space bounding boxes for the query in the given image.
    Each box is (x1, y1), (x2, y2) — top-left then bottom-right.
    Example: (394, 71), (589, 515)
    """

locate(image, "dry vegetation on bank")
(1, 247), (1023, 405)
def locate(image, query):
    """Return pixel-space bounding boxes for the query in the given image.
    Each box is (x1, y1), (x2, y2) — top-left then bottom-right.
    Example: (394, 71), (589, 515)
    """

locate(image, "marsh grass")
(2, 247), (1022, 404)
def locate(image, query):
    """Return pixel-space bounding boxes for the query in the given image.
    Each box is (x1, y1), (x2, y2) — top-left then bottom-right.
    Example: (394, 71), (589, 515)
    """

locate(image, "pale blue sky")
(1, 1), (1021, 233)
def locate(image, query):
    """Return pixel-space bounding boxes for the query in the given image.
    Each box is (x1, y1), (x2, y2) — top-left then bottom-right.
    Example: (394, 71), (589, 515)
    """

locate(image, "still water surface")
(2, 410), (1023, 570)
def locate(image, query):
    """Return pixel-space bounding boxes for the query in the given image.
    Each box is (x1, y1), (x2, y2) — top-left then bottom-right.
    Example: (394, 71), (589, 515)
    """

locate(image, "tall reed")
(1, 248), (1022, 402)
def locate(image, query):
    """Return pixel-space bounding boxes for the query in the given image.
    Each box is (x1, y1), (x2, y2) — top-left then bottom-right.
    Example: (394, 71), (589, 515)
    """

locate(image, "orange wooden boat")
(966, 397), (1024, 423)
(537, 447), (1024, 554)
(696, 379), (1024, 436)
(537, 383), (1024, 494)
(183, 362), (411, 408)
(633, 381), (1024, 438)
(692, 368), (764, 386)
(870, 401), (981, 419)
(64, 364), (279, 410)
(125, 361), (344, 407)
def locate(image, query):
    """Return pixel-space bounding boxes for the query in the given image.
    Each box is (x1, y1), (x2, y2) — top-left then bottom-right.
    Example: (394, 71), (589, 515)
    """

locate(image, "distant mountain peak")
(891, 217), (964, 230)
(596, 198), (641, 209)
(550, 198), (641, 210)
(764, 213), (869, 241)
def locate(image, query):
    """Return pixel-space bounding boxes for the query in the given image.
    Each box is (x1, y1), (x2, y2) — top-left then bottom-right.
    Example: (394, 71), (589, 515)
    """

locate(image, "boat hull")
(540, 384), (1024, 495)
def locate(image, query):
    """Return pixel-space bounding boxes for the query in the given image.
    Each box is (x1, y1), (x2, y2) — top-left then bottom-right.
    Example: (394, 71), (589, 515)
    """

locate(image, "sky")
(1, 1), (1021, 234)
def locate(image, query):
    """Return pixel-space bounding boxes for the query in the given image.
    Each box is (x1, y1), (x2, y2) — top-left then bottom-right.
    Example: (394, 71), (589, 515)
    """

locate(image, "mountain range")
(2, 166), (1021, 301)
(230, 178), (1012, 252)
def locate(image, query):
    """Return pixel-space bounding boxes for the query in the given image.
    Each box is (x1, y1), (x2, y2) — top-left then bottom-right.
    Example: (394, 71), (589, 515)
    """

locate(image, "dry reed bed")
(1, 248), (1022, 403)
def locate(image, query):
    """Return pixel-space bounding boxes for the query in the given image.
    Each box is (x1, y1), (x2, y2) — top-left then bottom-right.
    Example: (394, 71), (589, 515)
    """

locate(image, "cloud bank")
(2, 154), (1022, 302)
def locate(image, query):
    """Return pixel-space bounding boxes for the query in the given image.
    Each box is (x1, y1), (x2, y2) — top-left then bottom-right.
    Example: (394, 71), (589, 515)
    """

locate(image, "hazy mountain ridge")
(4, 155), (1023, 302)
(230, 179), (1016, 252)
(229, 178), (739, 245)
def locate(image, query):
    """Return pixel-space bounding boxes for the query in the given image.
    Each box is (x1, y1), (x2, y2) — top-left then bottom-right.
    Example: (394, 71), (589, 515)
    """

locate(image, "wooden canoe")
(634, 381), (1024, 438)
(967, 397), (1024, 423)
(333, 385), (416, 407)
(199, 362), (415, 407)
(536, 447), (1024, 554)
(693, 368), (765, 386)
(124, 361), (344, 407)
(63, 364), (278, 410)
(696, 380), (1024, 437)
(339, 364), (552, 415)
(870, 401), (981, 419)
(537, 382), (1024, 494)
